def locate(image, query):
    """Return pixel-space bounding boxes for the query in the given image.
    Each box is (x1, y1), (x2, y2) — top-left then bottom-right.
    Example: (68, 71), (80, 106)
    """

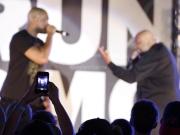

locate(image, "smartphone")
(35, 71), (49, 94)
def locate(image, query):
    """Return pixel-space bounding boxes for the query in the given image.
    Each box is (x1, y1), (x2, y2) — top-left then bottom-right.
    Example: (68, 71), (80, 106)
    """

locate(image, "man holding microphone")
(0, 7), (56, 112)
(99, 30), (180, 135)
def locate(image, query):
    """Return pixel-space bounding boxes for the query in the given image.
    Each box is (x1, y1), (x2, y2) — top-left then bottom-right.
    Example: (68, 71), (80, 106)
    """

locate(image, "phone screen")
(37, 76), (48, 91)
(35, 72), (49, 94)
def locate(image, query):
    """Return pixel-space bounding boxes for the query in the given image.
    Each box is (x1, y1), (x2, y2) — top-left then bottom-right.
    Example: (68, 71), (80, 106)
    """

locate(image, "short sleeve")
(10, 32), (35, 54)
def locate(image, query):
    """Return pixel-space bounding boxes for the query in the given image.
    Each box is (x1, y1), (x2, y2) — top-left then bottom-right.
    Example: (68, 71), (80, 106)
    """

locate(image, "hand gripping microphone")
(126, 49), (141, 69)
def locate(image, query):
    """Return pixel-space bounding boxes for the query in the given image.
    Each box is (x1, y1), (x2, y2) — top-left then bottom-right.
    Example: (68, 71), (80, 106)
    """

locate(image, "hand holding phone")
(22, 74), (46, 104)
(48, 81), (60, 104)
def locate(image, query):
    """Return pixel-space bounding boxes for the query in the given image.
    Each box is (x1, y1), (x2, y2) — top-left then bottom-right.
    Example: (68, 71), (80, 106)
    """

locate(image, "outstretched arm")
(1, 77), (44, 135)
(98, 46), (159, 83)
(98, 46), (136, 83)
(48, 82), (75, 135)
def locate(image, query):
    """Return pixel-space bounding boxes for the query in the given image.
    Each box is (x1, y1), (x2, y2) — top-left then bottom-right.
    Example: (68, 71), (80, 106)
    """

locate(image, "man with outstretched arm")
(99, 30), (180, 135)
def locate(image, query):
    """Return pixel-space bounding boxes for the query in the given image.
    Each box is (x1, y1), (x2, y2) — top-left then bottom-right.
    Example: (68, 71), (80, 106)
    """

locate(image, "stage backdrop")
(0, 0), (172, 131)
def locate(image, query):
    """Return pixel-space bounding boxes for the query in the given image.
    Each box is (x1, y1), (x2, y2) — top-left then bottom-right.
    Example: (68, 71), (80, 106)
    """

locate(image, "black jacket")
(108, 43), (180, 111)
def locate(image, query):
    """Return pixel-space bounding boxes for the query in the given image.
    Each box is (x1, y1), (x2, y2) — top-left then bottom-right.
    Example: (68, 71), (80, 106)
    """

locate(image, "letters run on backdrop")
(0, 0), (172, 131)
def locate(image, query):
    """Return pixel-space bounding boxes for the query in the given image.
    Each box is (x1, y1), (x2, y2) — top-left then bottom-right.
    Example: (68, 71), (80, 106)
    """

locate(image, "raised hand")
(46, 25), (56, 35)
(22, 76), (45, 104)
(98, 46), (111, 64)
(48, 81), (60, 104)
(130, 49), (140, 60)
(48, 81), (75, 135)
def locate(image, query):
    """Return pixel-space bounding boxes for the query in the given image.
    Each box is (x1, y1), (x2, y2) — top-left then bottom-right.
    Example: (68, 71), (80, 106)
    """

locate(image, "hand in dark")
(48, 81), (60, 104)
(22, 76), (45, 104)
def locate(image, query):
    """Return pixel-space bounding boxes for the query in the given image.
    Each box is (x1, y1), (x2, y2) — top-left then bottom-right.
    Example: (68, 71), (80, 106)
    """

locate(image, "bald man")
(0, 7), (56, 112)
(99, 30), (180, 135)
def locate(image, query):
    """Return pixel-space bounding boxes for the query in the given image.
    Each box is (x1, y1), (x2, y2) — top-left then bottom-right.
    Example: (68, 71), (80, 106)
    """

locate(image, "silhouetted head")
(76, 118), (112, 135)
(111, 119), (133, 135)
(159, 101), (180, 135)
(130, 99), (158, 134)
(19, 120), (54, 135)
(32, 110), (56, 125)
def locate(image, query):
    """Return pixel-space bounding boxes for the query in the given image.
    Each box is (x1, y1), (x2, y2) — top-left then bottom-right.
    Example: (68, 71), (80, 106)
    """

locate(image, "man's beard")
(36, 28), (46, 34)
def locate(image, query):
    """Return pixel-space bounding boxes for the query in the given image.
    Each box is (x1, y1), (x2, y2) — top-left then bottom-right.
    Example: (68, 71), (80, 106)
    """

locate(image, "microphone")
(126, 49), (141, 69)
(56, 30), (69, 36)
(126, 58), (133, 70)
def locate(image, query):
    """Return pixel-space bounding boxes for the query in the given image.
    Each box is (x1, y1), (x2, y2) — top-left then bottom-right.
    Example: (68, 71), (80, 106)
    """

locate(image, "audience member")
(6, 102), (32, 135)
(48, 123), (62, 135)
(32, 110), (61, 135)
(19, 119), (54, 135)
(1, 75), (75, 135)
(130, 99), (158, 135)
(32, 110), (56, 125)
(111, 119), (133, 135)
(112, 125), (123, 135)
(159, 101), (180, 135)
(76, 118), (113, 135)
